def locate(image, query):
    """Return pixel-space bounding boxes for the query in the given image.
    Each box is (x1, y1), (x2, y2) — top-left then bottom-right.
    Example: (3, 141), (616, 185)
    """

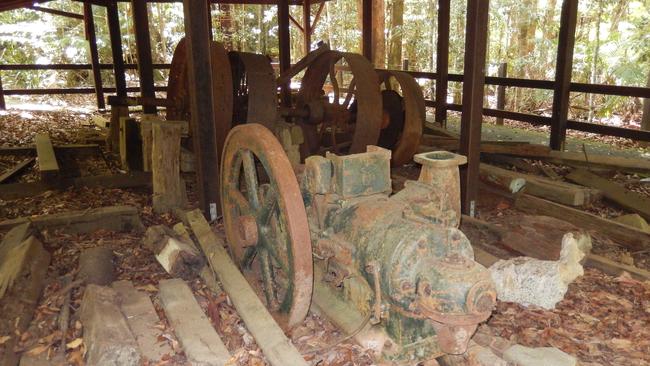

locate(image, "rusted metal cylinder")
(414, 151), (467, 226)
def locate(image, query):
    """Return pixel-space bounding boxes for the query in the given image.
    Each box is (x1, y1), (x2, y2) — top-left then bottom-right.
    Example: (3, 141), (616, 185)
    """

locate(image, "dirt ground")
(1, 106), (649, 365)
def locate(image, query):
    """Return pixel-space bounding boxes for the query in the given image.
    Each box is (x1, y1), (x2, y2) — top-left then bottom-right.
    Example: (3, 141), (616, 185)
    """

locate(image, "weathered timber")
(152, 120), (186, 213)
(119, 117), (143, 171)
(480, 163), (600, 207)
(0, 172), (151, 200)
(419, 138), (551, 158)
(112, 280), (173, 361)
(158, 279), (230, 366)
(566, 168), (650, 221)
(140, 119), (153, 172)
(514, 194), (650, 252)
(143, 225), (203, 279)
(0, 157), (34, 184)
(0, 205), (144, 233)
(108, 105), (129, 150)
(34, 134), (59, 182)
(585, 254), (650, 281)
(80, 284), (141, 365)
(0, 236), (50, 366)
(184, 209), (308, 366)
(78, 247), (115, 286)
(0, 143), (101, 157)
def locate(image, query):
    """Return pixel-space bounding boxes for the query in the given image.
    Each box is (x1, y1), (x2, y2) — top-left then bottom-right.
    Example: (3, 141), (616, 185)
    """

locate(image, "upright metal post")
(131, 0), (156, 114)
(183, 0), (221, 219)
(458, 0), (490, 217)
(550, 0), (578, 150)
(106, 2), (127, 98)
(435, 0), (450, 125)
(83, 4), (105, 110)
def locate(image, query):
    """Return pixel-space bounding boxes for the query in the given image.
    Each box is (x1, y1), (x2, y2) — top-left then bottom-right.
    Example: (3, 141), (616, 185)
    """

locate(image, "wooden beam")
(458, 0), (489, 216)
(131, 0), (157, 114)
(585, 254), (650, 282)
(311, 2), (324, 30)
(84, 4), (105, 110)
(0, 72), (5, 110)
(434, 0), (450, 124)
(29, 4), (84, 19)
(184, 209), (309, 366)
(35, 133), (59, 182)
(361, 0), (372, 62)
(566, 168), (650, 221)
(183, 0), (221, 218)
(549, 0), (578, 150)
(106, 2), (127, 97)
(289, 14), (304, 32)
(514, 194), (650, 252)
(302, 0), (311, 54)
(0, 205), (144, 233)
(0, 157), (35, 184)
(278, 0), (291, 105)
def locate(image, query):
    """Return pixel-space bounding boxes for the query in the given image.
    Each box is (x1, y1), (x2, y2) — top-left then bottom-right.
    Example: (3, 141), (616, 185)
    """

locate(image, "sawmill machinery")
(165, 40), (424, 166)
(220, 123), (497, 364)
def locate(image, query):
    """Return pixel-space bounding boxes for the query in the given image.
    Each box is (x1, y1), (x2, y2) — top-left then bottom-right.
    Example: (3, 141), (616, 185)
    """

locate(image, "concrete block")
(614, 213), (650, 233)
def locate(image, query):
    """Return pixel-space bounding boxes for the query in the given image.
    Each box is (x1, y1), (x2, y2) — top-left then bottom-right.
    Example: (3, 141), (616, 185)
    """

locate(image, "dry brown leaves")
(0, 109), (92, 146)
(488, 268), (650, 366)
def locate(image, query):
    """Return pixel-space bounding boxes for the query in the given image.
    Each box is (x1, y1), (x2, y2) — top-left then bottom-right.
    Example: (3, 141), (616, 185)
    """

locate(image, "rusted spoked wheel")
(378, 71), (425, 166)
(221, 124), (313, 330)
(167, 37), (234, 154)
(229, 52), (278, 128)
(296, 50), (382, 157)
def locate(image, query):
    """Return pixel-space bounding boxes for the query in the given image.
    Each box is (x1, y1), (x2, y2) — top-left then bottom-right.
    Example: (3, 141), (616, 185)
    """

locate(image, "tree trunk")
(388, 0), (404, 69)
(372, 0), (386, 67)
(588, 1), (603, 123)
(152, 121), (187, 213)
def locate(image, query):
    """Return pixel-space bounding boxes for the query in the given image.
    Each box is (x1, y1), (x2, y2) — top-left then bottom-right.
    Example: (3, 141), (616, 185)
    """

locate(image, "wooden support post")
(278, 0), (291, 105)
(302, 0), (311, 55)
(131, 0), (156, 114)
(550, 0), (578, 150)
(435, 0), (450, 125)
(35, 133), (59, 183)
(361, 0), (372, 62)
(458, 0), (489, 217)
(183, 0), (221, 219)
(206, 0), (214, 40)
(496, 62), (507, 125)
(83, 4), (105, 110)
(106, 2), (127, 98)
(402, 59), (409, 71)
(642, 72), (650, 132)
(152, 121), (186, 214)
(0, 72), (5, 110)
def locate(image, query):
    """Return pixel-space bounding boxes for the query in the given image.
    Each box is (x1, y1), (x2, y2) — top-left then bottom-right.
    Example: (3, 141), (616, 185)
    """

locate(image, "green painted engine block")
(301, 146), (496, 363)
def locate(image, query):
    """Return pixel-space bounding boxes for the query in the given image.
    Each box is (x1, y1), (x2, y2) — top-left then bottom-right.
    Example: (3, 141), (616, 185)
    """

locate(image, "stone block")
(503, 345), (577, 366)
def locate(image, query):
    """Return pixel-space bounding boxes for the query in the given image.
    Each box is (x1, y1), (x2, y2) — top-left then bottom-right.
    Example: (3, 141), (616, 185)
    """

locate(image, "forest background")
(0, 0), (648, 129)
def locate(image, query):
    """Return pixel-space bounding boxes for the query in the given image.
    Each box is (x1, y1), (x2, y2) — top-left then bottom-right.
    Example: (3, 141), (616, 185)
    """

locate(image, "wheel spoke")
(258, 228), (290, 275)
(329, 60), (340, 104)
(259, 249), (279, 309)
(343, 78), (356, 108)
(258, 187), (278, 224)
(241, 150), (260, 209)
(229, 188), (252, 215)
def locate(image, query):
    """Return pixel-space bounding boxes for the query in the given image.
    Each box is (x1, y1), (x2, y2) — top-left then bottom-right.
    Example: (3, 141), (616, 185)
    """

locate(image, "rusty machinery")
(166, 40), (424, 166)
(220, 123), (496, 364)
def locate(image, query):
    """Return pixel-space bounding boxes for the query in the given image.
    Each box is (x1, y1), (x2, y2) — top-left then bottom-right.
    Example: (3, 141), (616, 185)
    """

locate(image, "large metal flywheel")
(167, 37), (234, 154)
(229, 51), (278, 128)
(221, 123), (313, 329)
(377, 71), (425, 166)
(295, 50), (383, 157)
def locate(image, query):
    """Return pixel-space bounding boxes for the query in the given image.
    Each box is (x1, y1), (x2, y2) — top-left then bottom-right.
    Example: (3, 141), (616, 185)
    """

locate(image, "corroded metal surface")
(378, 71), (425, 166)
(220, 124), (313, 329)
(229, 52), (277, 128)
(167, 38), (233, 154)
(296, 50), (382, 156)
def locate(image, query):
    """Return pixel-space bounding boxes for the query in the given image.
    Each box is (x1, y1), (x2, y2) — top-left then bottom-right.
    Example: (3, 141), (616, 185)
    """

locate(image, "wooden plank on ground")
(158, 278), (230, 366)
(566, 168), (650, 221)
(480, 163), (600, 206)
(0, 236), (51, 366)
(419, 141), (551, 158)
(112, 281), (174, 362)
(34, 134), (59, 182)
(0, 144), (104, 157)
(585, 254), (650, 281)
(0, 157), (34, 184)
(514, 194), (650, 252)
(184, 209), (308, 366)
(0, 205), (144, 233)
(0, 172), (151, 200)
